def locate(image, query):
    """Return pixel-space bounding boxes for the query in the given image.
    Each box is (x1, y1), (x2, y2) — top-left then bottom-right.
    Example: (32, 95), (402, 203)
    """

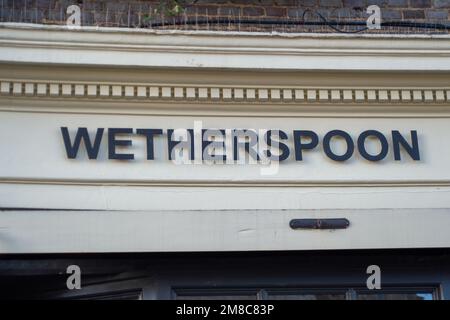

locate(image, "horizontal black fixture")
(289, 218), (350, 230)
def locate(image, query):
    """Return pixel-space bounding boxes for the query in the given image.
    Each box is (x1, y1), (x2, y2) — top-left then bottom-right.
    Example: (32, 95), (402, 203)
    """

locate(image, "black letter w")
(61, 127), (104, 159)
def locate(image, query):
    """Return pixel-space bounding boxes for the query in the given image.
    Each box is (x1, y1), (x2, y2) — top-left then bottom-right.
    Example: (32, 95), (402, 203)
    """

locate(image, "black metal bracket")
(289, 218), (350, 230)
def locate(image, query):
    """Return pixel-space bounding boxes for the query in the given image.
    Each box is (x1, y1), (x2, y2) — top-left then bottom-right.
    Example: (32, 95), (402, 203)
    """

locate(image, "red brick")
(217, 6), (242, 16)
(185, 6), (218, 16)
(265, 6), (287, 17)
(242, 7), (265, 16)
(403, 10), (426, 18)
(409, 0), (431, 7)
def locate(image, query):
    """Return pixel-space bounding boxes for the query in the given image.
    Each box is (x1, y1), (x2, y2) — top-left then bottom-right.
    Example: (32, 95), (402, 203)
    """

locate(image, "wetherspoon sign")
(60, 127), (420, 163)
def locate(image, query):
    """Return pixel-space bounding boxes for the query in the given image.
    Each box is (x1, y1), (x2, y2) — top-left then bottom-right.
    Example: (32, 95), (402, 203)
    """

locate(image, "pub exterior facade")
(1, 0), (450, 300)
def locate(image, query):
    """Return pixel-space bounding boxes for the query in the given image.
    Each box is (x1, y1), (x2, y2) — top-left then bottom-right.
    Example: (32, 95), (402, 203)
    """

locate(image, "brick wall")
(1, 0), (449, 33)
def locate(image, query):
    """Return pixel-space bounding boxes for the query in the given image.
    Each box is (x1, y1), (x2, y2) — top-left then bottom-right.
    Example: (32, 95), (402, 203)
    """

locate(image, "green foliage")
(154, 0), (187, 17)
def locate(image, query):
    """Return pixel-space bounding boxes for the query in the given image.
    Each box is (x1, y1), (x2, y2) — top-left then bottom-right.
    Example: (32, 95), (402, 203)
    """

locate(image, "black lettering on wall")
(136, 128), (163, 160)
(293, 130), (319, 161)
(202, 129), (226, 161)
(265, 130), (290, 161)
(392, 130), (420, 161)
(108, 128), (134, 160)
(232, 129), (260, 161)
(61, 127), (104, 159)
(357, 130), (389, 161)
(323, 130), (354, 161)
(167, 129), (194, 161)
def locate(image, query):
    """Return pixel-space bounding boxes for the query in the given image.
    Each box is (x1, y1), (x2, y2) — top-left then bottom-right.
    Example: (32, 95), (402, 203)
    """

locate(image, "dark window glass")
(356, 292), (434, 300)
(175, 289), (257, 300)
(267, 293), (346, 300)
(173, 287), (438, 300)
(73, 289), (143, 300)
(265, 288), (347, 300)
(177, 294), (257, 300)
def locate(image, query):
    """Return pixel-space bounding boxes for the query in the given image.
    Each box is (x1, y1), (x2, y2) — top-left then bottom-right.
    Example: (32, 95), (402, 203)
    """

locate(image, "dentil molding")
(1, 80), (449, 104)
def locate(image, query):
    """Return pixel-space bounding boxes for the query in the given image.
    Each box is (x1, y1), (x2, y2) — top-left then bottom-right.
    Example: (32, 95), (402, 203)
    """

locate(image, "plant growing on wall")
(142, 0), (197, 26)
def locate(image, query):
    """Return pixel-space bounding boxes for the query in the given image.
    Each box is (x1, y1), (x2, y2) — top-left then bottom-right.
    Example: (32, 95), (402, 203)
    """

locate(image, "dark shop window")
(354, 288), (436, 300)
(70, 289), (143, 300)
(173, 287), (439, 300)
(175, 289), (259, 300)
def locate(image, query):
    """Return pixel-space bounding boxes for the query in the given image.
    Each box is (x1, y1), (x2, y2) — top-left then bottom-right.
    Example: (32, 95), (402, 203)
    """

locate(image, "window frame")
(172, 285), (442, 300)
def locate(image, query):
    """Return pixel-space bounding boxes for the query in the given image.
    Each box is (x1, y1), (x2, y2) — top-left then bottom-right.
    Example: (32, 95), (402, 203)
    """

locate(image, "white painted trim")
(1, 23), (450, 71)
(2, 183), (450, 211)
(1, 208), (449, 253)
(3, 97), (450, 118)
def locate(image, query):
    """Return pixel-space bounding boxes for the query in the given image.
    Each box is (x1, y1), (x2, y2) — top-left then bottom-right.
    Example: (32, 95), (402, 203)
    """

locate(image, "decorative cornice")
(1, 23), (450, 71)
(2, 177), (450, 187)
(1, 80), (449, 104)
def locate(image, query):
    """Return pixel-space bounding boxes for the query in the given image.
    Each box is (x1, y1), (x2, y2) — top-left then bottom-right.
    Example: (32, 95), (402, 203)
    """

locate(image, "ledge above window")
(1, 23), (450, 72)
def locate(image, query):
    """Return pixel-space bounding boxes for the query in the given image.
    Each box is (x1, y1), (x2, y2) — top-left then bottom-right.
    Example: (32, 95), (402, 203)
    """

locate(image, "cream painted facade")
(1, 23), (450, 254)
